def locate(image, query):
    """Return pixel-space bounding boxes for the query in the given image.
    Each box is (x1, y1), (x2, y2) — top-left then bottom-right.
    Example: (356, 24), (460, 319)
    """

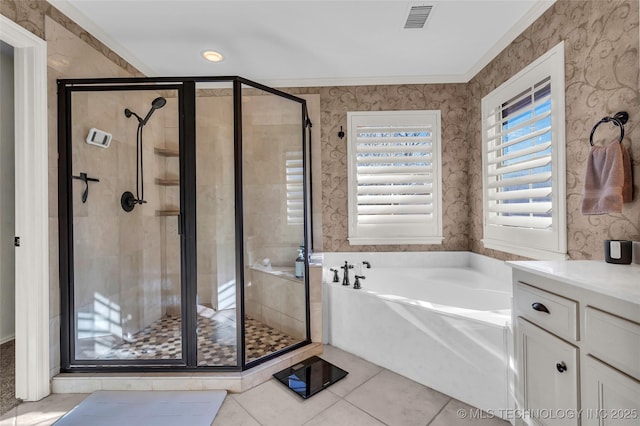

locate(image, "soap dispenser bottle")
(295, 246), (305, 279)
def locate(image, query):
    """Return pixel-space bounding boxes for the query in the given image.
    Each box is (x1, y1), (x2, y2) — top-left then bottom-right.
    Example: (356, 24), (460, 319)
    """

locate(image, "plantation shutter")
(485, 77), (553, 230)
(347, 111), (442, 245)
(481, 41), (567, 260)
(286, 151), (304, 225)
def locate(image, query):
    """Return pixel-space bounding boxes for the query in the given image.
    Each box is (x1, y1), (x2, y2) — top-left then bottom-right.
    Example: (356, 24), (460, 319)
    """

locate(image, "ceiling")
(49, 0), (555, 87)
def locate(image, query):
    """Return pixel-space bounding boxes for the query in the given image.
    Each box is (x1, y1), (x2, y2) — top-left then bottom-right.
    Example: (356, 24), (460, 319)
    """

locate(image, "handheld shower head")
(142, 97), (167, 125)
(152, 97), (167, 109)
(124, 97), (166, 126)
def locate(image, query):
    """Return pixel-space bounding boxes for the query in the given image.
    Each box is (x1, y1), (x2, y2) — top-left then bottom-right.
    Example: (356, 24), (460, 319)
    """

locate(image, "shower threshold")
(52, 342), (323, 394)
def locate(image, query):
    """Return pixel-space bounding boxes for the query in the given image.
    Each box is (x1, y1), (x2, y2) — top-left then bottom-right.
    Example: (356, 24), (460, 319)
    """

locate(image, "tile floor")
(77, 309), (300, 365)
(0, 345), (508, 426)
(0, 341), (20, 415)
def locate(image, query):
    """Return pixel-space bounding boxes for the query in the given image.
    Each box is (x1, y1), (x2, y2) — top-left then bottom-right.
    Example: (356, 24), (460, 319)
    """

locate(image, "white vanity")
(509, 261), (640, 426)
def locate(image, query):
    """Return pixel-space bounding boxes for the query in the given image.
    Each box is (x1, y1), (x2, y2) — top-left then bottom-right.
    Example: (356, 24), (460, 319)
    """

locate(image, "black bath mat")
(273, 356), (348, 399)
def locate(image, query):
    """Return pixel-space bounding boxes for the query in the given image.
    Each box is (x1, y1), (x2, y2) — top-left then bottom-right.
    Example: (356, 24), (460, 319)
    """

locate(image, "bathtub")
(322, 252), (513, 418)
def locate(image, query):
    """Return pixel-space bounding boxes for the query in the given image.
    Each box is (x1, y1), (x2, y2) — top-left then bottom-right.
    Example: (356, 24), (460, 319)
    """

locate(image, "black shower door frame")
(57, 76), (312, 372)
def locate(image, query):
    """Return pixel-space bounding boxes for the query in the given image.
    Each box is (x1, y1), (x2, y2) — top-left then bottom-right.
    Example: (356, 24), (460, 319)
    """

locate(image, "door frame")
(0, 15), (50, 401)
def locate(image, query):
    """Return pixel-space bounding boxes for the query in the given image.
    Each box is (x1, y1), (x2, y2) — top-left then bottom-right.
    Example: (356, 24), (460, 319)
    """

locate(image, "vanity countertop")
(507, 260), (640, 306)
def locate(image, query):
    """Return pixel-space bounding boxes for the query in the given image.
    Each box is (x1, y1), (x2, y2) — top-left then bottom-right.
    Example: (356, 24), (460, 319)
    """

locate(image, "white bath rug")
(53, 390), (227, 426)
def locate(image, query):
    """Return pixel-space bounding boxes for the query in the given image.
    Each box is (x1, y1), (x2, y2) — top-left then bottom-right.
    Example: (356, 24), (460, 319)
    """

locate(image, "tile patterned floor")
(91, 311), (299, 365)
(0, 341), (20, 416)
(0, 345), (509, 426)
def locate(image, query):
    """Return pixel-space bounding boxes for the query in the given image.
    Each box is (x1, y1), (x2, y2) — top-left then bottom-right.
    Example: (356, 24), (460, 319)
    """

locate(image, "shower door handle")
(178, 213), (183, 235)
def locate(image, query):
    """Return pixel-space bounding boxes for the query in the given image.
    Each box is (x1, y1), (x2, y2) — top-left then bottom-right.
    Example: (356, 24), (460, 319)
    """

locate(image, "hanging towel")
(581, 140), (633, 215)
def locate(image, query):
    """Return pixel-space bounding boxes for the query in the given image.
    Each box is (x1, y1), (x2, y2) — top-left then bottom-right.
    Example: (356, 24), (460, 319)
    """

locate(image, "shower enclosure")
(58, 77), (312, 371)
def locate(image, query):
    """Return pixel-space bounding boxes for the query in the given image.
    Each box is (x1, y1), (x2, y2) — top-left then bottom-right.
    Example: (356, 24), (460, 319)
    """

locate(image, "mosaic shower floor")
(93, 310), (300, 364)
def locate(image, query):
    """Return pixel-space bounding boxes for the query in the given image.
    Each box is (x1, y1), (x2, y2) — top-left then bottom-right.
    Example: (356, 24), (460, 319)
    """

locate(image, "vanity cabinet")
(511, 261), (640, 426)
(515, 282), (579, 425)
(517, 316), (579, 425)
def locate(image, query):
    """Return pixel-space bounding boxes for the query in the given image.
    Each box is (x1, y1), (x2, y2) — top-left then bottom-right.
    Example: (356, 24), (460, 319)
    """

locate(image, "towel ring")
(589, 111), (628, 146)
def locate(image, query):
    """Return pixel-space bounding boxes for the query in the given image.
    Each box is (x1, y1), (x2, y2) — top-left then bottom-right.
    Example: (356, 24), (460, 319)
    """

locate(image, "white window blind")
(286, 151), (304, 225)
(347, 110), (442, 245)
(481, 41), (566, 260)
(485, 77), (553, 229)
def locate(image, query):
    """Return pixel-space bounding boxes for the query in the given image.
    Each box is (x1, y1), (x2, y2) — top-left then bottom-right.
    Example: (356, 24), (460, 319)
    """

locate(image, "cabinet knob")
(556, 362), (567, 373)
(532, 302), (550, 314)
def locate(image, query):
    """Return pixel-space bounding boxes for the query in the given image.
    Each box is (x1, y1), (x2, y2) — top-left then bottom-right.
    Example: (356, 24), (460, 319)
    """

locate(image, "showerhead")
(141, 97), (167, 125)
(124, 97), (167, 126)
(151, 97), (167, 109)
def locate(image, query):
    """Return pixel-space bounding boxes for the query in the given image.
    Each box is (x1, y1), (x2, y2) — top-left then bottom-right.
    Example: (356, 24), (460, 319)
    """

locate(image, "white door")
(0, 15), (49, 401)
(0, 41), (16, 347)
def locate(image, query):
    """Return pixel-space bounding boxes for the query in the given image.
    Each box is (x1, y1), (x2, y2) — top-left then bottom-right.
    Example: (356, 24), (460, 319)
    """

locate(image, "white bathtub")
(322, 252), (513, 418)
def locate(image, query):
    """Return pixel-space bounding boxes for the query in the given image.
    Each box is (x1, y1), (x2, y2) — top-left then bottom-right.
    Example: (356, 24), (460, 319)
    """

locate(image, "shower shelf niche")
(154, 145), (180, 216)
(156, 209), (180, 216)
(155, 177), (180, 186)
(154, 146), (179, 157)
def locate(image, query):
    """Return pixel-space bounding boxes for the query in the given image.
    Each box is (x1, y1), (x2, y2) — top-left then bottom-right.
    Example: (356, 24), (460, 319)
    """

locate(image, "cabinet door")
(583, 356), (640, 425)
(518, 318), (579, 426)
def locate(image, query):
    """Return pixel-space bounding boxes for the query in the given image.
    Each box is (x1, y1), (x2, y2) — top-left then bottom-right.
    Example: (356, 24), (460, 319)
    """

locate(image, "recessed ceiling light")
(202, 50), (224, 62)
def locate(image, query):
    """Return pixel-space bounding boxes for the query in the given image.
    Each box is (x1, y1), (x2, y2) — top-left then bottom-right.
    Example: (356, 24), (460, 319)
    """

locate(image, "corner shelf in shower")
(155, 177), (180, 186)
(156, 209), (180, 216)
(154, 147), (179, 157)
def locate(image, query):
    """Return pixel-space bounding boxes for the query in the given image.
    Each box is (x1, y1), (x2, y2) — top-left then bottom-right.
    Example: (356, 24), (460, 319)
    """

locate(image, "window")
(481, 42), (567, 260)
(347, 110), (442, 245)
(285, 151), (304, 226)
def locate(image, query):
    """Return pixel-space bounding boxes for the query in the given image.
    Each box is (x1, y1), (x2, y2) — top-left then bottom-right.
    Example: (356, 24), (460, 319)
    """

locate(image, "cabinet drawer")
(583, 356), (640, 425)
(514, 282), (578, 341)
(585, 307), (640, 381)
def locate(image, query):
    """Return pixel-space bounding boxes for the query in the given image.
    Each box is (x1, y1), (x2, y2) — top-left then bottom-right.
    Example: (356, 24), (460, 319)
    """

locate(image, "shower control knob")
(556, 362), (567, 373)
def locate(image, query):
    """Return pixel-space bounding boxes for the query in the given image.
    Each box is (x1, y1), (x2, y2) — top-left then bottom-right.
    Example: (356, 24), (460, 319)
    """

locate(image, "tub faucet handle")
(329, 268), (340, 283)
(354, 275), (365, 290)
(341, 261), (353, 286)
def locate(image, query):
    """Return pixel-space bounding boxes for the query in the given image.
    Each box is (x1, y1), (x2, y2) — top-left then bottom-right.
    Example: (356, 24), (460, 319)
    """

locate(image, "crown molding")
(258, 74), (469, 88)
(463, 0), (556, 82)
(48, 0), (555, 87)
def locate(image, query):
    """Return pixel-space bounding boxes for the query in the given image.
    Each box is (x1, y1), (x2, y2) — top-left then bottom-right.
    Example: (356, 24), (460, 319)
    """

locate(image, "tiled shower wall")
(71, 89), (173, 349)
(45, 16), (143, 374)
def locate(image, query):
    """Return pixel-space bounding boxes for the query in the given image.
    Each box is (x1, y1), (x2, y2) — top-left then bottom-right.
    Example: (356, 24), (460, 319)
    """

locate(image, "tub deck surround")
(322, 251), (513, 419)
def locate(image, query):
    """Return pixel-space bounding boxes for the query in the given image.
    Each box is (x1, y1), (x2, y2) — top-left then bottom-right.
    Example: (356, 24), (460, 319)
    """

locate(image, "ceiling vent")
(403, 5), (433, 29)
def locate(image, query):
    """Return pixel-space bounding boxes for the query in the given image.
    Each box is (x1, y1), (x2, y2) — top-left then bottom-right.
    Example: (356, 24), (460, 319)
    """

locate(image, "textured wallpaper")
(313, 84), (470, 252)
(468, 0), (640, 260)
(0, 0), (142, 76)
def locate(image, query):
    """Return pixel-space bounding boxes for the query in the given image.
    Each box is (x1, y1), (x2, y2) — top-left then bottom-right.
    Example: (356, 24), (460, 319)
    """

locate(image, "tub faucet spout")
(341, 261), (353, 286)
(362, 261), (371, 269)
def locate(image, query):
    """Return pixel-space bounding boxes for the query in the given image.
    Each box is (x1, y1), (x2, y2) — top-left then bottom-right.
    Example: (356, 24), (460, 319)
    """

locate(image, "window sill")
(482, 239), (568, 261)
(348, 236), (444, 246)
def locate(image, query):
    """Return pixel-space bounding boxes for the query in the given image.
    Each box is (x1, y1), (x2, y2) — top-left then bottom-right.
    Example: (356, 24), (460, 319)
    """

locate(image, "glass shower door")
(70, 87), (184, 364)
(195, 82), (238, 367)
(241, 83), (308, 364)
